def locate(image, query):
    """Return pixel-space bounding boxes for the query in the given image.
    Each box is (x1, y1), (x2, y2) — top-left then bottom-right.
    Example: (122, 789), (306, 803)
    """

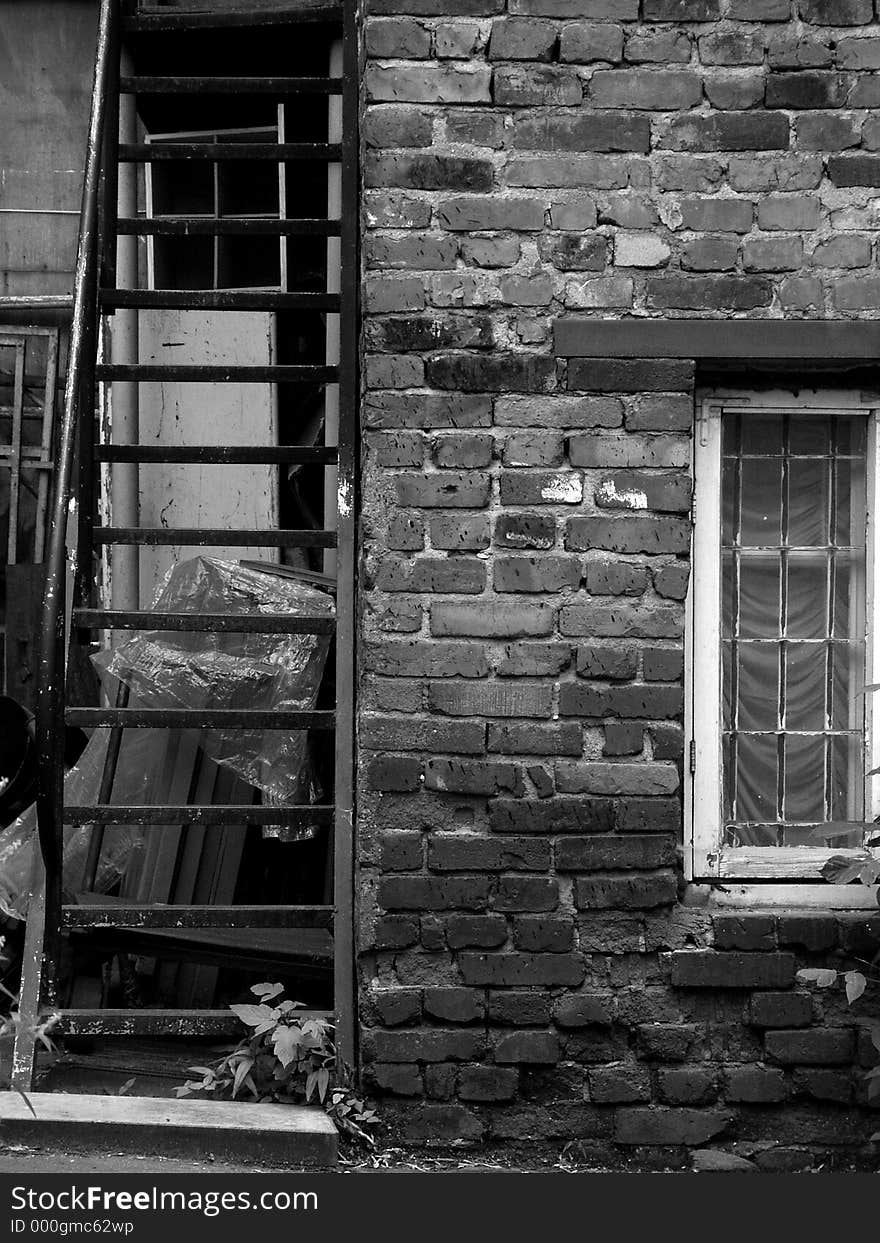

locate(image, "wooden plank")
(122, 143), (341, 162)
(553, 317), (880, 360)
(125, 8), (343, 32)
(96, 364), (337, 382)
(56, 1008), (332, 1036)
(0, 1091), (337, 1168)
(121, 76), (342, 95)
(6, 339), (26, 563)
(135, 307), (280, 600)
(66, 708), (334, 729)
(4, 564), (43, 712)
(697, 883), (880, 910)
(102, 290), (339, 311)
(74, 610), (336, 633)
(33, 328), (59, 565)
(64, 804), (334, 826)
(75, 927), (333, 971)
(166, 751), (223, 1005)
(10, 858), (47, 1091)
(95, 528), (337, 547)
(117, 218), (341, 237)
(64, 904), (334, 929)
(96, 445), (338, 464)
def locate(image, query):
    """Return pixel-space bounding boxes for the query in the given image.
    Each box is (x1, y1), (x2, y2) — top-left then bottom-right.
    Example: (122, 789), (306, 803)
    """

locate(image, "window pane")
(785, 643), (826, 731)
(741, 413), (782, 455)
(831, 641), (862, 732)
(739, 458), (781, 546)
(738, 557), (779, 638)
(789, 415), (830, 456)
(735, 733), (778, 822)
(784, 734), (825, 822)
(718, 409), (868, 853)
(830, 733), (865, 823)
(787, 554), (828, 639)
(788, 457), (828, 547)
(737, 642), (779, 730)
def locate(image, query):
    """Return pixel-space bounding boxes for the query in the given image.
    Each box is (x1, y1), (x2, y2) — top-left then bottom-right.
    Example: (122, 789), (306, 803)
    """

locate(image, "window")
(689, 389), (880, 884)
(146, 119), (288, 291)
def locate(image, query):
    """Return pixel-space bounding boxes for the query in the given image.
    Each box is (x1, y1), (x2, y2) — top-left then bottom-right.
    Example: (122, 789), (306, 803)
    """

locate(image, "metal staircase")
(12, 0), (357, 1090)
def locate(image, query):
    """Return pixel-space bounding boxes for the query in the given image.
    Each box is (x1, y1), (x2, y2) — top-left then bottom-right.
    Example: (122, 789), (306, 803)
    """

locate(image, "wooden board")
(4, 563), (42, 709)
(134, 308), (278, 608)
(0, 1090), (337, 1168)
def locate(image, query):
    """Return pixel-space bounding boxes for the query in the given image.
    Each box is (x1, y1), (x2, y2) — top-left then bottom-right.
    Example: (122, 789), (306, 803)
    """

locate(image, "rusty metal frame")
(12, 0), (360, 1089)
(12, 0), (118, 1091)
(331, 0), (359, 1075)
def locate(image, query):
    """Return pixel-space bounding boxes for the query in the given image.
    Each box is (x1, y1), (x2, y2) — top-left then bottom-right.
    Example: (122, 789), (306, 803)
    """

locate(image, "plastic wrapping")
(95, 557), (335, 803)
(0, 557), (335, 920)
(0, 728), (150, 921)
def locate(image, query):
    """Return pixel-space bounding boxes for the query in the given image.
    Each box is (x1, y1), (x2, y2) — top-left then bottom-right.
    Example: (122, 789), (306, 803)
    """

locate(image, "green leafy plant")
(796, 967), (880, 1105)
(176, 982), (377, 1145)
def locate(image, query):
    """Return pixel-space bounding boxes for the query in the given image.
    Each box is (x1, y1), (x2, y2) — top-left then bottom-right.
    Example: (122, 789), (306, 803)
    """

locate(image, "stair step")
(54, 1009), (332, 1037)
(73, 609), (336, 633)
(120, 142), (340, 162)
(65, 927), (332, 971)
(95, 444), (337, 465)
(101, 289), (338, 311)
(65, 708), (335, 729)
(63, 904), (333, 929)
(125, 6), (343, 33)
(0, 1091), (337, 1168)
(117, 216), (341, 236)
(93, 526), (337, 547)
(121, 75), (341, 95)
(64, 804), (334, 827)
(95, 364), (338, 383)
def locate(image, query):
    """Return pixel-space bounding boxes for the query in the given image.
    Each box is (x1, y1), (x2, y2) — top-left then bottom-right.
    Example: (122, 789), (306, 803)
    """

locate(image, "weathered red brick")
(764, 1029), (855, 1065)
(460, 952), (585, 986)
(671, 951), (796, 990)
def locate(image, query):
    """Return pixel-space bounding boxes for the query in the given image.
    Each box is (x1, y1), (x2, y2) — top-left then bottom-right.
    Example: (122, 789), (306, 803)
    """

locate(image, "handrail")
(35, 0), (118, 986)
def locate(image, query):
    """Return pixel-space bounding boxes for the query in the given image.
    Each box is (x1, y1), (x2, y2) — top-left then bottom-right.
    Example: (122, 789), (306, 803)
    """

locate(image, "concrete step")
(0, 1090), (337, 1168)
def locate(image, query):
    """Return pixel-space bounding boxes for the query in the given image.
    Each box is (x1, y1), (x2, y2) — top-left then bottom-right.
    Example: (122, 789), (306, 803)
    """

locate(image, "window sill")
(684, 882), (879, 911)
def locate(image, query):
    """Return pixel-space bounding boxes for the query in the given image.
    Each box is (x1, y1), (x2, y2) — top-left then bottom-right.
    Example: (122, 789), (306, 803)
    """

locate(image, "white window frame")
(687, 387), (880, 903)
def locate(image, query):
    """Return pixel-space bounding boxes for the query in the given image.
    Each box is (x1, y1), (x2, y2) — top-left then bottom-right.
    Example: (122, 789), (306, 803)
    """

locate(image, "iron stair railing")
(12, 0), (119, 1089)
(11, 0), (358, 1088)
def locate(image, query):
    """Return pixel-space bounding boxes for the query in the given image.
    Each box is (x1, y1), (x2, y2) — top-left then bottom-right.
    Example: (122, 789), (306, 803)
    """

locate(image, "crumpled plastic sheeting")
(0, 728), (150, 922)
(0, 557), (335, 920)
(94, 557), (335, 804)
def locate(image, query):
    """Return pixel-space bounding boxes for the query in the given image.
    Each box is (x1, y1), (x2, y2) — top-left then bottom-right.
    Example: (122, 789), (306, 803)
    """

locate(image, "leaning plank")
(0, 1092), (337, 1168)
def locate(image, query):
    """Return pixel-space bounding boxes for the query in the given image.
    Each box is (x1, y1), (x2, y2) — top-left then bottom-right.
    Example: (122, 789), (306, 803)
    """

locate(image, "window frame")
(687, 387), (880, 891)
(144, 115), (288, 292)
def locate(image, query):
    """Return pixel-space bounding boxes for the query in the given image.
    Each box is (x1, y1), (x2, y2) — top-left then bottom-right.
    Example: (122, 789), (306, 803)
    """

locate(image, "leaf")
(796, 968), (839, 988)
(860, 860), (880, 885)
(232, 1055), (255, 1099)
(272, 1024), (303, 1068)
(16, 1089), (36, 1119)
(845, 970), (867, 1004)
(305, 1069), (318, 1103)
(251, 982), (284, 1002)
(821, 856), (867, 885)
(316, 1066), (330, 1103)
(116, 1078), (136, 1097)
(229, 1003), (278, 1034)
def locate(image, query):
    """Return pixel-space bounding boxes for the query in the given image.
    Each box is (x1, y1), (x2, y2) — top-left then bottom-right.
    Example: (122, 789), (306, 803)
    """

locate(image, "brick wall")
(357, 0), (880, 1167)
